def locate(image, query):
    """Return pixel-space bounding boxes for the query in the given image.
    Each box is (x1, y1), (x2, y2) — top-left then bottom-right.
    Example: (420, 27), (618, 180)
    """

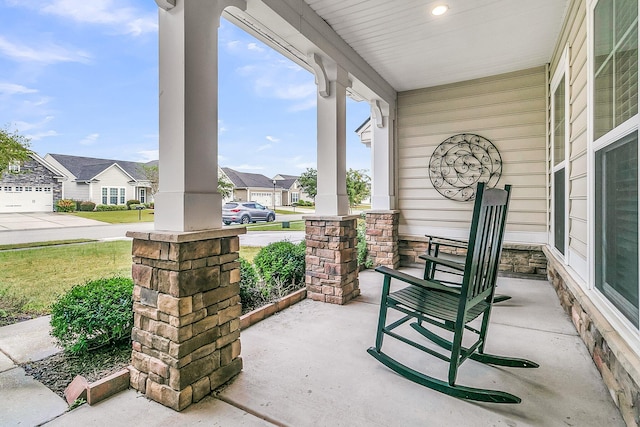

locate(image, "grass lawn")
(69, 209), (155, 223)
(246, 220), (305, 231)
(0, 239), (96, 251)
(0, 240), (265, 322)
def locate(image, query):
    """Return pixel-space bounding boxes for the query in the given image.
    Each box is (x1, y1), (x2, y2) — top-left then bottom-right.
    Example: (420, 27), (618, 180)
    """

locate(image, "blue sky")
(0, 0), (371, 178)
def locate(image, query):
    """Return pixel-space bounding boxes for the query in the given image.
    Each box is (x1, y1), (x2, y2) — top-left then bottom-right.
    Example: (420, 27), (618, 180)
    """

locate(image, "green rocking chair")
(367, 183), (538, 403)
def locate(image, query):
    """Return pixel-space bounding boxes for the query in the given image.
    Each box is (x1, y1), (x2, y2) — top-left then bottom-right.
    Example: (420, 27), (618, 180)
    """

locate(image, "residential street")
(0, 213), (305, 246)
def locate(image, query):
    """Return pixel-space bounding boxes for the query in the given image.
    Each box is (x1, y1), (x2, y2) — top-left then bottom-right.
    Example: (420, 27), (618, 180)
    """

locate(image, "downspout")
(545, 63), (551, 245)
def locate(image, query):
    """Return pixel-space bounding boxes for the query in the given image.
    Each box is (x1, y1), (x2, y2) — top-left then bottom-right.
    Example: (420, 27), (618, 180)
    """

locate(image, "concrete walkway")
(0, 269), (624, 426)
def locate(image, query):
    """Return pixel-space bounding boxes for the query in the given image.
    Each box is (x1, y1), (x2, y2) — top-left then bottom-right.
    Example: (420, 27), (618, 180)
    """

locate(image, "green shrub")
(126, 199), (140, 210)
(239, 258), (265, 311)
(56, 199), (76, 212)
(296, 200), (314, 207)
(254, 241), (305, 291)
(357, 216), (373, 269)
(79, 201), (96, 211)
(50, 277), (134, 354)
(95, 204), (128, 211)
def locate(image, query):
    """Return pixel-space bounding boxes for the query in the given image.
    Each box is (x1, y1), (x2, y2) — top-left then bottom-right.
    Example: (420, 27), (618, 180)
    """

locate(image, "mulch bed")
(20, 341), (131, 399)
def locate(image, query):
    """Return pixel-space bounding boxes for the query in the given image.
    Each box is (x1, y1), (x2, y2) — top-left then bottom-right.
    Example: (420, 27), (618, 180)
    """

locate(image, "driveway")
(0, 212), (304, 247)
(0, 212), (105, 231)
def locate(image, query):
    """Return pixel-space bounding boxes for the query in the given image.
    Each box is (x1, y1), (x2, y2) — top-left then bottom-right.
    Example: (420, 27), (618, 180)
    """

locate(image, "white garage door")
(249, 191), (280, 208)
(0, 186), (54, 213)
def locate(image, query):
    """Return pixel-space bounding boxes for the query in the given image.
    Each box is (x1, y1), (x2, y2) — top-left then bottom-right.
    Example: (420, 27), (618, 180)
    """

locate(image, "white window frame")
(551, 47), (570, 262)
(8, 162), (20, 173)
(587, 0), (640, 338)
(101, 186), (126, 205)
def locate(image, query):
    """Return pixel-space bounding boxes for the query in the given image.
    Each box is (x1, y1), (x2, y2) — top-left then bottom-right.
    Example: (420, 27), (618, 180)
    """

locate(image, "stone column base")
(305, 215), (360, 304)
(126, 228), (245, 411)
(365, 210), (400, 268)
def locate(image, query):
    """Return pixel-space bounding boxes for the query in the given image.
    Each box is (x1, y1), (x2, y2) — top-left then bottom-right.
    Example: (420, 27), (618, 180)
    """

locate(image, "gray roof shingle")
(49, 154), (154, 181)
(222, 167), (283, 189)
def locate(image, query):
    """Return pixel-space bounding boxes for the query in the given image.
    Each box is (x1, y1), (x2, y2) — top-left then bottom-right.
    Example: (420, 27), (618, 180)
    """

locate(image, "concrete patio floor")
(42, 268), (622, 426)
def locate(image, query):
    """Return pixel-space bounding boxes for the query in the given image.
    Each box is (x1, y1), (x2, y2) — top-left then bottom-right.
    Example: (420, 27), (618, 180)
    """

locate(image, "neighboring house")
(44, 154), (155, 206)
(220, 167), (283, 208)
(272, 173), (313, 205)
(0, 153), (65, 213)
(219, 167), (311, 207)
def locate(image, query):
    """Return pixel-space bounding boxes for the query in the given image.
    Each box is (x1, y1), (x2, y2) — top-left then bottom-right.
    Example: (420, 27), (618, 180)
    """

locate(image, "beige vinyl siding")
(550, 0), (588, 259)
(94, 165), (135, 204)
(397, 66), (547, 242)
(42, 154), (89, 201)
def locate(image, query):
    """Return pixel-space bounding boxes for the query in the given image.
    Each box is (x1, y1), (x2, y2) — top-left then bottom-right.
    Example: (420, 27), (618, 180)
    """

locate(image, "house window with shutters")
(592, 0), (639, 326)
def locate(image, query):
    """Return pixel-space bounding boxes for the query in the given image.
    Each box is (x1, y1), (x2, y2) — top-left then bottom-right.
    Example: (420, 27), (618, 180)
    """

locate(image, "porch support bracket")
(309, 53), (330, 98)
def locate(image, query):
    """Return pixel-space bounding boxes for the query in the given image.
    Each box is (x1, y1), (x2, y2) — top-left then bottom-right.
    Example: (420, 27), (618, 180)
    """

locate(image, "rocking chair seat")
(389, 285), (488, 324)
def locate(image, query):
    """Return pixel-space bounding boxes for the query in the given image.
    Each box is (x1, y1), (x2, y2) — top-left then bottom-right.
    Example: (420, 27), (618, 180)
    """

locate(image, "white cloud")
(247, 42), (264, 52)
(0, 36), (91, 64)
(8, 0), (157, 36)
(12, 116), (54, 132)
(257, 144), (272, 152)
(79, 133), (100, 145)
(265, 135), (279, 143)
(0, 83), (38, 95)
(137, 149), (158, 162)
(226, 40), (240, 49)
(26, 130), (58, 141)
(218, 119), (228, 133)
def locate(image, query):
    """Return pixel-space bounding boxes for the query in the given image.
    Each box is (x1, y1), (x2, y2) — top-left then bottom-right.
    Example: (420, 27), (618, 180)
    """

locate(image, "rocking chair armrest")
(375, 266), (461, 295)
(418, 254), (465, 271)
(425, 234), (468, 250)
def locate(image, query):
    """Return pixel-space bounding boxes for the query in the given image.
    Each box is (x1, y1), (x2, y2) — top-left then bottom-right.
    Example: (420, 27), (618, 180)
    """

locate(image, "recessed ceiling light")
(431, 4), (449, 16)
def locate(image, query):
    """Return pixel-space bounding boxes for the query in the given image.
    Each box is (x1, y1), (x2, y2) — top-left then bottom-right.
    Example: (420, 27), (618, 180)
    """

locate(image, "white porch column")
(370, 100), (396, 210)
(312, 55), (350, 216)
(154, 0), (245, 232)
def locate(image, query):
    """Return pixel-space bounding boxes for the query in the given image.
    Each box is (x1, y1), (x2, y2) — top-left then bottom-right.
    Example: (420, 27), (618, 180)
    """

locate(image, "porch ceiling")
(303, 0), (569, 92)
(229, 0), (569, 97)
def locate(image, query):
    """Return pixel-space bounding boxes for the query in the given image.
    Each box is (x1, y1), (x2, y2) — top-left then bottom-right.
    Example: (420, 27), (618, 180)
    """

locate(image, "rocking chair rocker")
(367, 182), (538, 403)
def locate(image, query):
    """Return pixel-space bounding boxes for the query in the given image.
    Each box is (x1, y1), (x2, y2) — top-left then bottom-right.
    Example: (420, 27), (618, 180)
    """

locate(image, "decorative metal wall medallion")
(429, 133), (502, 202)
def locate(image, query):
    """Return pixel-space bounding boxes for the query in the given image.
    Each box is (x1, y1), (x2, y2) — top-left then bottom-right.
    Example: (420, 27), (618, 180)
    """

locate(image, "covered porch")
(52, 269), (622, 425)
(130, 0), (639, 423)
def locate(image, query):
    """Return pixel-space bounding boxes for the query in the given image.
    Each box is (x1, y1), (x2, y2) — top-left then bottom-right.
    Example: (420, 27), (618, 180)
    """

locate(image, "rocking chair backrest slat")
(460, 183), (512, 303)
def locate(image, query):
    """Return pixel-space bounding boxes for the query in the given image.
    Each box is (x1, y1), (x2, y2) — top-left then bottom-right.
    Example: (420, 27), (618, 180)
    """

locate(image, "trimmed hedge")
(95, 204), (128, 211)
(254, 241), (305, 289)
(50, 277), (134, 354)
(79, 201), (96, 211)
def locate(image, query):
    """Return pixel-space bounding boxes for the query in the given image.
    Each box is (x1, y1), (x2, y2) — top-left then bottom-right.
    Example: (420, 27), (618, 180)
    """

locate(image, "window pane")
(553, 76), (566, 165)
(554, 168), (566, 254)
(615, 24), (638, 126)
(595, 131), (639, 326)
(102, 188), (107, 205)
(595, 61), (615, 139)
(119, 188), (125, 204)
(593, 0), (638, 140)
(595, 0), (614, 72)
(110, 188), (118, 205)
(616, 0), (638, 42)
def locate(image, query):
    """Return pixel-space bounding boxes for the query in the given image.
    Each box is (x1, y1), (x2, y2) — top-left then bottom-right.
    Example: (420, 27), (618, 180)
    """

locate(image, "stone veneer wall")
(0, 157), (63, 207)
(544, 247), (640, 426)
(365, 211), (400, 268)
(305, 215), (360, 304)
(398, 236), (547, 277)
(127, 229), (244, 411)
